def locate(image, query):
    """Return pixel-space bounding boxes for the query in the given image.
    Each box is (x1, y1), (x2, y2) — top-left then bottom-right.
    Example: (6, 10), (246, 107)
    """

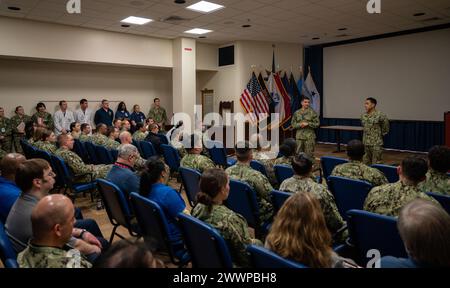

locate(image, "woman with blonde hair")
(265, 192), (357, 268)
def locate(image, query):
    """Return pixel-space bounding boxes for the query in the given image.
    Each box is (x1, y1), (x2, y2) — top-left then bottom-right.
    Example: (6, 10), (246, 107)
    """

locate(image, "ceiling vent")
(161, 15), (189, 23)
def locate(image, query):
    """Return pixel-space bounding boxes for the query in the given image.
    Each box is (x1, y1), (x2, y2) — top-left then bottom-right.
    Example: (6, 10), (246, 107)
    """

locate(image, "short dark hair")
(59, 100), (66, 106)
(15, 159), (50, 193)
(40, 129), (53, 141)
(283, 138), (297, 153)
(235, 141), (251, 162)
(428, 145), (450, 173)
(107, 126), (117, 137)
(36, 102), (46, 110)
(301, 97), (310, 102)
(101, 99), (108, 104)
(15, 106), (22, 113)
(366, 97), (377, 105)
(292, 153), (313, 176)
(401, 156), (428, 183)
(148, 123), (159, 131)
(154, 98), (160, 103)
(347, 139), (365, 160)
(81, 123), (90, 132)
(135, 122), (144, 130)
(80, 99), (87, 105)
(279, 144), (293, 158)
(96, 123), (106, 131)
(70, 122), (77, 132)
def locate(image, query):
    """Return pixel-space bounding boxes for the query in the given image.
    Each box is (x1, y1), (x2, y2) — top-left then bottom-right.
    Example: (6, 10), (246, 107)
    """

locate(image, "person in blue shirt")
(94, 99), (114, 126)
(0, 153), (26, 223)
(130, 104), (146, 133)
(381, 199), (450, 268)
(106, 144), (140, 198)
(115, 102), (130, 120)
(139, 157), (189, 255)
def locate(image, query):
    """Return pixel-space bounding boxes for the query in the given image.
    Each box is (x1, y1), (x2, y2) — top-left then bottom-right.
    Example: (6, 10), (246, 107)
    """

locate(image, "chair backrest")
(95, 144), (114, 164)
(49, 155), (72, 188)
(347, 209), (407, 265)
(247, 244), (307, 268)
(177, 213), (233, 268)
(328, 176), (373, 221)
(73, 139), (90, 163)
(34, 149), (52, 163)
(271, 190), (292, 214)
(250, 160), (268, 178)
(206, 140), (229, 167)
(20, 139), (35, 159)
(97, 179), (133, 229)
(0, 221), (17, 268)
(139, 141), (156, 159)
(129, 192), (175, 261)
(321, 156), (348, 181)
(179, 167), (201, 207)
(371, 164), (399, 183)
(131, 139), (142, 155)
(426, 192), (450, 214)
(273, 164), (294, 185)
(225, 179), (260, 228)
(161, 144), (181, 172)
(84, 141), (99, 164)
(156, 133), (169, 145)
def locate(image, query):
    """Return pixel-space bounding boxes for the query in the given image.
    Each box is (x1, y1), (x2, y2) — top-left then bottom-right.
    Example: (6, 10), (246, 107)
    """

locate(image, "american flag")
(240, 72), (269, 122)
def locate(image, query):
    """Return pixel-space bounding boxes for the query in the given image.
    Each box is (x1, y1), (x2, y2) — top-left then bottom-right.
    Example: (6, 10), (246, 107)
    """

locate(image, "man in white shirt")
(75, 99), (94, 128)
(54, 100), (75, 136)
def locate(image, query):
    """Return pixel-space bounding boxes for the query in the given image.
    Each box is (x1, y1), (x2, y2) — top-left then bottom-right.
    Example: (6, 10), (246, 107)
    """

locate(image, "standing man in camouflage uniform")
(291, 98), (320, 157)
(419, 145), (450, 195)
(225, 142), (274, 224)
(31, 102), (54, 131)
(361, 97), (389, 165)
(18, 194), (92, 268)
(55, 134), (112, 183)
(11, 106), (31, 154)
(279, 153), (346, 243)
(148, 98), (168, 132)
(364, 156), (438, 217)
(0, 107), (12, 153)
(332, 139), (388, 187)
(180, 134), (215, 173)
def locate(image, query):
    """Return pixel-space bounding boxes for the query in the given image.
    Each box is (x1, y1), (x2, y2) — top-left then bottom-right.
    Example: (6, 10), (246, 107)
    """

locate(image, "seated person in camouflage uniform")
(132, 122), (147, 141)
(192, 168), (262, 267)
(266, 192), (358, 268)
(89, 123), (109, 145)
(121, 119), (131, 132)
(225, 142), (274, 224)
(419, 145), (450, 195)
(380, 199), (450, 268)
(28, 127), (45, 147)
(279, 153), (347, 243)
(69, 122), (81, 140)
(18, 194), (92, 268)
(364, 156), (438, 217)
(331, 139), (388, 187)
(106, 126), (120, 150)
(33, 129), (58, 154)
(55, 134), (112, 183)
(180, 134), (215, 173)
(250, 134), (277, 186)
(78, 123), (91, 142)
(273, 143), (295, 166)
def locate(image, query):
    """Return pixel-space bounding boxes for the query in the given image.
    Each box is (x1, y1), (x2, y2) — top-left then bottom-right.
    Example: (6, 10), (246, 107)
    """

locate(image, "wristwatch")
(79, 229), (87, 239)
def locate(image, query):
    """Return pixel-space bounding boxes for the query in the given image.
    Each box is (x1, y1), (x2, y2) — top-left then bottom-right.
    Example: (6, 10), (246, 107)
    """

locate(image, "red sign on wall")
(184, 48), (192, 51)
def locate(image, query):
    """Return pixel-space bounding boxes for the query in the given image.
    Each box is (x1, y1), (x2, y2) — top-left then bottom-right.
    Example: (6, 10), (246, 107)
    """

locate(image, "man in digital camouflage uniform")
(418, 145), (449, 196)
(0, 107), (13, 153)
(180, 134), (215, 173)
(291, 98), (320, 158)
(10, 106), (31, 154)
(148, 98), (168, 132)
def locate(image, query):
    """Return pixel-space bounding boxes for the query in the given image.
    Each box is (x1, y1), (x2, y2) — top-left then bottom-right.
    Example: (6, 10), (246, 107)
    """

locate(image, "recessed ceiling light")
(121, 24), (130, 28)
(338, 28), (347, 31)
(242, 24), (251, 28)
(413, 12), (426, 17)
(8, 6), (21, 11)
(199, 36), (207, 39)
(174, 0), (186, 3)
(184, 28), (212, 35)
(120, 16), (152, 25)
(312, 37), (320, 40)
(186, 1), (224, 13)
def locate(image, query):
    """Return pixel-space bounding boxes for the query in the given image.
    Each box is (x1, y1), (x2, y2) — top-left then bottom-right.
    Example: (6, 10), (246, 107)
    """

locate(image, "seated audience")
(0, 153), (26, 223)
(70, 122), (81, 139)
(119, 131), (146, 171)
(265, 192), (358, 268)
(381, 199), (450, 268)
(18, 194), (92, 268)
(419, 145), (449, 195)
(121, 119), (131, 132)
(331, 139), (388, 187)
(78, 123), (92, 142)
(106, 126), (120, 149)
(273, 142), (295, 166)
(180, 134), (215, 173)
(364, 156), (438, 216)
(33, 129), (57, 154)
(192, 168), (262, 267)
(144, 123), (163, 154)
(106, 144), (140, 197)
(132, 122), (147, 141)
(90, 123), (110, 146)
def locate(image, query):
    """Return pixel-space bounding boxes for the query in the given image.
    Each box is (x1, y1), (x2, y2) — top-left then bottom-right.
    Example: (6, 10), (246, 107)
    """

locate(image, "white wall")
(196, 43), (218, 72)
(324, 28), (450, 121)
(0, 58), (172, 118)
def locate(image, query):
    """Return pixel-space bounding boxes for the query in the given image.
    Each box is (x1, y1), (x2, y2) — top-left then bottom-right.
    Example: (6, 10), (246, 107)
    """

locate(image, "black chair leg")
(109, 225), (118, 243)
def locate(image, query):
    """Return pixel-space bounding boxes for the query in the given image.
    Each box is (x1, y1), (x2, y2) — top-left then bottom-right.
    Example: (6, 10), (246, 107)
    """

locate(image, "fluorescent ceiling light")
(186, 1), (224, 13)
(120, 16), (152, 25)
(184, 28), (212, 35)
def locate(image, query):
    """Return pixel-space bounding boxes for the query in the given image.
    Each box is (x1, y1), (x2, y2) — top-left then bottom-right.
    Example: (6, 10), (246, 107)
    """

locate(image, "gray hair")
(118, 144), (138, 159)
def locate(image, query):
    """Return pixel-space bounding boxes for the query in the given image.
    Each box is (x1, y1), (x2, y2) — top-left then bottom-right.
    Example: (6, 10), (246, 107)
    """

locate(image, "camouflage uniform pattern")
(180, 153), (215, 173)
(273, 156), (293, 166)
(33, 140), (57, 154)
(291, 108), (320, 157)
(90, 133), (110, 147)
(361, 110), (389, 165)
(331, 160), (388, 187)
(105, 138), (120, 150)
(18, 244), (92, 268)
(418, 169), (450, 196)
(225, 163), (274, 223)
(0, 116), (12, 153)
(364, 181), (438, 217)
(0, 148), (6, 160)
(11, 114), (31, 154)
(279, 176), (346, 241)
(31, 111), (54, 131)
(132, 131), (147, 141)
(148, 107), (168, 131)
(192, 203), (263, 268)
(55, 148), (112, 183)
(78, 134), (91, 142)
(170, 139), (187, 158)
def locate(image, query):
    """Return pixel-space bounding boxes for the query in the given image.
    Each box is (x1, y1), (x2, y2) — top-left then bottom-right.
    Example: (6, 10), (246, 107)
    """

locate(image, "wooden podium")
(445, 112), (450, 147)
